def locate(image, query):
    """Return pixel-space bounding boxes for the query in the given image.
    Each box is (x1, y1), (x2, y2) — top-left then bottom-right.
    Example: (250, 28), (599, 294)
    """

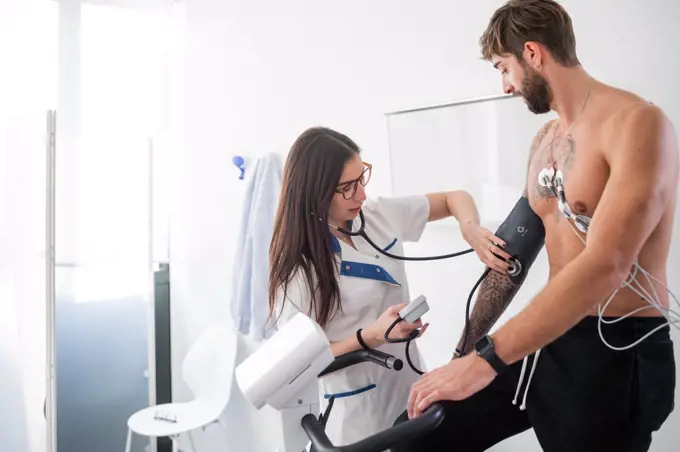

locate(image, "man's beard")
(518, 64), (553, 114)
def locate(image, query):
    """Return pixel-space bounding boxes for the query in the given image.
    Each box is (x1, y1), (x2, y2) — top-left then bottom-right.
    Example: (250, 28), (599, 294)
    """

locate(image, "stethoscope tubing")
(332, 209), (474, 261)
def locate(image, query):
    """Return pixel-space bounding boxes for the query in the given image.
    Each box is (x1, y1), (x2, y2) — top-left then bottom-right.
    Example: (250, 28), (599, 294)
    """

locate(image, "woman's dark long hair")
(269, 126), (361, 328)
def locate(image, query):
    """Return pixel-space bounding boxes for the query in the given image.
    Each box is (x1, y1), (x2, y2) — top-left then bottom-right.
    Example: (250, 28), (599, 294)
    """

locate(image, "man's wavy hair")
(480, 0), (580, 67)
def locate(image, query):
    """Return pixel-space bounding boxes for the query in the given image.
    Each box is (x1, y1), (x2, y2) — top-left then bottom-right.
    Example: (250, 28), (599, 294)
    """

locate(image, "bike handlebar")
(318, 348), (403, 377)
(302, 403), (445, 452)
(307, 348), (444, 451)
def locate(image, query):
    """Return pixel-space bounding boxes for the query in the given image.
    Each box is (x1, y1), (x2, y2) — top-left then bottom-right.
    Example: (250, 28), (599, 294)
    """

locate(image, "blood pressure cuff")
(493, 196), (546, 285)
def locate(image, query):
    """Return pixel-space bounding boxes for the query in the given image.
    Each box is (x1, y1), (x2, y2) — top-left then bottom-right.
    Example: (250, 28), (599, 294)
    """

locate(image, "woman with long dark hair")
(268, 126), (510, 446)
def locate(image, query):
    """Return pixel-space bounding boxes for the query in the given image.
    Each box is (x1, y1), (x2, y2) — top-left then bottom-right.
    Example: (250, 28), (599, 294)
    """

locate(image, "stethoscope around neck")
(327, 209), (475, 261)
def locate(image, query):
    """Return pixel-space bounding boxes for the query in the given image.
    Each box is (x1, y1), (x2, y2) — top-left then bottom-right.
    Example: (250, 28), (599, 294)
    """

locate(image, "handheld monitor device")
(399, 294), (429, 323)
(382, 294), (430, 375)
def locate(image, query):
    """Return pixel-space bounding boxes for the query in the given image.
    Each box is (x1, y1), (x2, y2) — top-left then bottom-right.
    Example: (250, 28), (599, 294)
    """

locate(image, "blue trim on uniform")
(330, 235), (341, 253)
(330, 220), (353, 253)
(324, 383), (376, 399)
(328, 219), (401, 285)
(383, 237), (398, 252)
(340, 261), (401, 286)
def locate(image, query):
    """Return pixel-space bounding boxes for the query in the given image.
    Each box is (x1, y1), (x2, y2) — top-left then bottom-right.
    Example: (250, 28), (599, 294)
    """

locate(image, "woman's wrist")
(459, 220), (478, 239)
(360, 326), (383, 348)
(446, 191), (480, 226)
(460, 219), (477, 230)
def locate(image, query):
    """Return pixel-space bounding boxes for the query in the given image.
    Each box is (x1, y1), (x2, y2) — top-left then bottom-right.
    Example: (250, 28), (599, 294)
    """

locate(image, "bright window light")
(70, 3), (177, 302)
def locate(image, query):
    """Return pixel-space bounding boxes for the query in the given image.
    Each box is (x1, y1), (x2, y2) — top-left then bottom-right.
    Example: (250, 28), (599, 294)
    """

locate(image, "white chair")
(124, 323), (237, 452)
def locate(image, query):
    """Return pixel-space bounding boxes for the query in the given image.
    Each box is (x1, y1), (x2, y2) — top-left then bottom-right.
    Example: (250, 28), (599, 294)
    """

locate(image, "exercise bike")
(235, 312), (445, 452)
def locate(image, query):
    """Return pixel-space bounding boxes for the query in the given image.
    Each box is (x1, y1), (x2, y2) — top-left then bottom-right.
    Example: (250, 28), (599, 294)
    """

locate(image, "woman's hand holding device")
(363, 303), (429, 348)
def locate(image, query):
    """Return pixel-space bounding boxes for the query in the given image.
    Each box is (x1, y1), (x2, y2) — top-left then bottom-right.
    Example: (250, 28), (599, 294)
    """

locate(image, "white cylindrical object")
(235, 313), (332, 410)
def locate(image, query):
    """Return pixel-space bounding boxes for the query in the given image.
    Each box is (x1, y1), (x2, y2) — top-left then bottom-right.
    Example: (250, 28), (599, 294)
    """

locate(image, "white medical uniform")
(272, 195), (431, 448)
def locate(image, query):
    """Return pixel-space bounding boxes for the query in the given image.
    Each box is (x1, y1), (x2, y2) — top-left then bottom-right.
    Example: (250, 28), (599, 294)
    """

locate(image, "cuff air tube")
(492, 196), (546, 285)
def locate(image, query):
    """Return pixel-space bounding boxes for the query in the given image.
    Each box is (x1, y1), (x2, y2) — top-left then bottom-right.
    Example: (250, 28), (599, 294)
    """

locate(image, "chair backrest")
(182, 323), (237, 413)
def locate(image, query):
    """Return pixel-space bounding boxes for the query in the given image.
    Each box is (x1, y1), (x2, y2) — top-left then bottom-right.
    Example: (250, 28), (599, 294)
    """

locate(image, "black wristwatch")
(474, 335), (507, 375)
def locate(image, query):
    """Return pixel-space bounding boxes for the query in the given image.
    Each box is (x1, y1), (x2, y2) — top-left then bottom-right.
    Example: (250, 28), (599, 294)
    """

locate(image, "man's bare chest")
(527, 128), (609, 224)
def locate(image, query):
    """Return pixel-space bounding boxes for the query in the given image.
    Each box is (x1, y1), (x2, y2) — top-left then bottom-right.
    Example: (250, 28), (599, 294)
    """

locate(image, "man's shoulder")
(593, 85), (671, 147)
(600, 96), (677, 176)
(604, 96), (672, 144)
(599, 85), (661, 125)
(620, 101), (667, 127)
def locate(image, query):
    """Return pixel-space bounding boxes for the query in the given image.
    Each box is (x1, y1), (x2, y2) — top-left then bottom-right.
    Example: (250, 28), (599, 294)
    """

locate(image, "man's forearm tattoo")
(456, 270), (521, 354)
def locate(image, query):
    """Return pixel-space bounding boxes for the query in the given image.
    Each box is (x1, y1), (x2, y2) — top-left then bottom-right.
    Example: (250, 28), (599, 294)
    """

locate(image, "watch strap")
(476, 336), (507, 374)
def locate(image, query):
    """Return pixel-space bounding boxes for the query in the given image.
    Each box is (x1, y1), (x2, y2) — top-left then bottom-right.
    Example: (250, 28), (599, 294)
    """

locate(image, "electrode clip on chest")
(537, 166), (591, 233)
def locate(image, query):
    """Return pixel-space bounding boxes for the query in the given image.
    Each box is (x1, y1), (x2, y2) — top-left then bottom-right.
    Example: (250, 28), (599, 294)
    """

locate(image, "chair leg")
(187, 431), (197, 452)
(171, 435), (179, 452)
(124, 429), (133, 452)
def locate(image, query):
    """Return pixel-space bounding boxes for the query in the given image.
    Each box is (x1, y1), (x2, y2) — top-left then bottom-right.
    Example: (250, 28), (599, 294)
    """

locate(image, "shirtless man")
(392, 1), (678, 451)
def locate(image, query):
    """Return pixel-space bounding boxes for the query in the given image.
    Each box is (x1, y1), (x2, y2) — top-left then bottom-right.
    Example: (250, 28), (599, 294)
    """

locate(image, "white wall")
(172, 1), (680, 451)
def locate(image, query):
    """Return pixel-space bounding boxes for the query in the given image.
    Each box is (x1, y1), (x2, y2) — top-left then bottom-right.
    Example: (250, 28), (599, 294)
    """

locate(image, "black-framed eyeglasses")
(335, 162), (372, 200)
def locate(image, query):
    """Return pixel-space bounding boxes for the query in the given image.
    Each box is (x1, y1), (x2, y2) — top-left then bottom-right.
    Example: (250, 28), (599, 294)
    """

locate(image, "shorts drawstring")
(512, 348), (541, 411)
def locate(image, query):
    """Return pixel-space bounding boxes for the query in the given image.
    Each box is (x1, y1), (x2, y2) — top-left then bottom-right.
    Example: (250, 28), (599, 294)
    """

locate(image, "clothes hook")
(232, 155), (246, 180)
